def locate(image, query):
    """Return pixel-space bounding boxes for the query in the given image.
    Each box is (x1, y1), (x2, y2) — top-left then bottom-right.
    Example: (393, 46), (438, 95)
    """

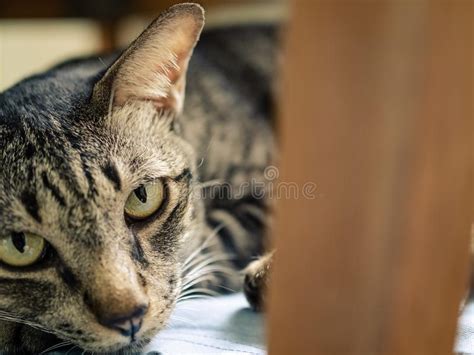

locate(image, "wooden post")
(268, 2), (473, 355)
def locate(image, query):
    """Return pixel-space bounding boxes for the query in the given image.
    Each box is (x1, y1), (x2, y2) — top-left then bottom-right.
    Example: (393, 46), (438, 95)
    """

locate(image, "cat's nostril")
(111, 316), (143, 340)
(99, 305), (148, 339)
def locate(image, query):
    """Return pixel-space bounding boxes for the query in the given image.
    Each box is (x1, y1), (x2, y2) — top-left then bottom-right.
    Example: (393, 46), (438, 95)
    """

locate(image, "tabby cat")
(0, 3), (277, 353)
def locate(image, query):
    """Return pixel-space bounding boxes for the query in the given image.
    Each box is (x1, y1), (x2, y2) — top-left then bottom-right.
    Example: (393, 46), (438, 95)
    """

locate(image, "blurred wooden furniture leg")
(268, 2), (473, 355)
(99, 20), (119, 52)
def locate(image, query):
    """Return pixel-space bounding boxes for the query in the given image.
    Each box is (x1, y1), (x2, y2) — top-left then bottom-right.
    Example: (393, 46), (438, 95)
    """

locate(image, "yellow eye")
(125, 181), (165, 220)
(0, 232), (46, 267)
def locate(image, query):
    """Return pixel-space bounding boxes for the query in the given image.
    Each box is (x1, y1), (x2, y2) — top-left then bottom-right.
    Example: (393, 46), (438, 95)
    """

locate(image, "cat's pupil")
(11, 233), (26, 253)
(135, 186), (148, 204)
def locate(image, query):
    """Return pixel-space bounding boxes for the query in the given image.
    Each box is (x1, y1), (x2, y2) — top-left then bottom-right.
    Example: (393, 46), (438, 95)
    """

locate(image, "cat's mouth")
(34, 312), (165, 354)
(88, 337), (153, 354)
(44, 329), (155, 354)
(90, 325), (159, 353)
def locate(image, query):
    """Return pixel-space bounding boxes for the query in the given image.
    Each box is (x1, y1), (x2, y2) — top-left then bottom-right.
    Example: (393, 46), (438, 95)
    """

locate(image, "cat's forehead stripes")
(79, 153), (98, 197)
(20, 190), (42, 224)
(41, 172), (67, 207)
(10, 121), (95, 202)
(101, 161), (122, 192)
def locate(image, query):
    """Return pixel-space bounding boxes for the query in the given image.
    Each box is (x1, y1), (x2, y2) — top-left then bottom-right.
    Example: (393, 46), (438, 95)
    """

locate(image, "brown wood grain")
(268, 2), (473, 355)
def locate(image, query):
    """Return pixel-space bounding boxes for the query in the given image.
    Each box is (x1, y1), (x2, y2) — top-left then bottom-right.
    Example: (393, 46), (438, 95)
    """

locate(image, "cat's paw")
(243, 252), (274, 311)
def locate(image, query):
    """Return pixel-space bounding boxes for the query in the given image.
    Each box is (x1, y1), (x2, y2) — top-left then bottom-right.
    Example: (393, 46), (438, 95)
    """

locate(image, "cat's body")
(173, 23), (277, 274)
(0, 4), (276, 353)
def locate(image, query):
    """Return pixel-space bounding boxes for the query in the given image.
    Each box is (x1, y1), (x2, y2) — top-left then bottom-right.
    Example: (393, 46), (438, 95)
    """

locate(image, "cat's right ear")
(92, 3), (204, 114)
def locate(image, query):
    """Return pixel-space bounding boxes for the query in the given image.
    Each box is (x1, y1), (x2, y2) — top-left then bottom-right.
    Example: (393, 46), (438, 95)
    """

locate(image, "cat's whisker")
(181, 223), (225, 269)
(182, 252), (233, 275)
(215, 284), (238, 293)
(180, 275), (216, 292)
(181, 266), (237, 293)
(181, 272), (232, 293)
(176, 294), (214, 303)
(0, 312), (56, 337)
(182, 252), (235, 287)
(197, 179), (224, 189)
(65, 345), (80, 355)
(107, 87), (115, 122)
(194, 134), (215, 170)
(178, 287), (220, 299)
(181, 278), (240, 303)
(183, 264), (236, 283)
(196, 157), (205, 168)
(181, 268), (235, 292)
(182, 248), (227, 273)
(180, 222), (239, 296)
(173, 305), (200, 314)
(39, 341), (73, 354)
(179, 263), (233, 298)
(184, 253), (235, 274)
(168, 314), (196, 326)
(182, 247), (215, 270)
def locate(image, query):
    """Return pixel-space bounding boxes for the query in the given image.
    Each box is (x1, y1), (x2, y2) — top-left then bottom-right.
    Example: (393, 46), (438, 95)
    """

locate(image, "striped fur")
(0, 3), (277, 353)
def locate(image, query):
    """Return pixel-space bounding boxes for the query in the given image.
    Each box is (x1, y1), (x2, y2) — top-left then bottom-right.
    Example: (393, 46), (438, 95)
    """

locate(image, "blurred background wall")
(0, 0), (286, 91)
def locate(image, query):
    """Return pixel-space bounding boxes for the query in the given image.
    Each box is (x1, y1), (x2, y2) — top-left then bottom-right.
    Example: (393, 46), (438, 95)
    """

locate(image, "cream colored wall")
(0, 1), (286, 92)
(0, 20), (101, 91)
(117, 1), (287, 45)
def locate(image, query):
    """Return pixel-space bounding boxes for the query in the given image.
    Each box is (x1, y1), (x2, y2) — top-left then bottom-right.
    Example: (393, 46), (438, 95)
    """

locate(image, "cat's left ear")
(92, 3), (204, 114)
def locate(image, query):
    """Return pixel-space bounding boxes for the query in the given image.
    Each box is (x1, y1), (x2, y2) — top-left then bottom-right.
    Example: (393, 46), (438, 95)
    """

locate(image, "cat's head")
(0, 3), (205, 352)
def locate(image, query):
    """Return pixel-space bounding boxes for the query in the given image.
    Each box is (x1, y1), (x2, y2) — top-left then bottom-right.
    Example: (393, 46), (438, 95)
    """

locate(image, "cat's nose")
(99, 305), (148, 339)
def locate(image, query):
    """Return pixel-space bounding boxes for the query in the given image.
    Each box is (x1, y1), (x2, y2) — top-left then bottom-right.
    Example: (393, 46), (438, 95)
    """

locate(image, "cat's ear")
(92, 3), (204, 113)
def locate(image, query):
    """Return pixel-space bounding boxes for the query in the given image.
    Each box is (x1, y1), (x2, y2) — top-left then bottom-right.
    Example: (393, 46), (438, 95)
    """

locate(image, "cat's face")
(0, 4), (205, 352)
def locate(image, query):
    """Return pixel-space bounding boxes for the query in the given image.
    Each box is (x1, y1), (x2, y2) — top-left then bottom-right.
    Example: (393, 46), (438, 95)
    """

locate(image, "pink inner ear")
(114, 50), (190, 110)
(151, 48), (190, 110)
(105, 9), (204, 111)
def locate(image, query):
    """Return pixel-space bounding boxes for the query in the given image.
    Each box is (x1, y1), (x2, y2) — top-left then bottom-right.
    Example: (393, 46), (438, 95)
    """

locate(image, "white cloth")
(145, 293), (266, 354)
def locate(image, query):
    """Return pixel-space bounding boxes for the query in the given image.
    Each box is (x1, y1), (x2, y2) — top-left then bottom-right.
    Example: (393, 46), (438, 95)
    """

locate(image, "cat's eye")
(125, 181), (165, 220)
(0, 232), (46, 267)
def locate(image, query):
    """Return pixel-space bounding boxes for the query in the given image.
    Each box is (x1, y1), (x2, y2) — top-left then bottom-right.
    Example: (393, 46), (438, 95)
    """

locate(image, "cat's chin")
(0, 321), (156, 354)
(69, 334), (153, 354)
(84, 340), (151, 354)
(54, 337), (152, 354)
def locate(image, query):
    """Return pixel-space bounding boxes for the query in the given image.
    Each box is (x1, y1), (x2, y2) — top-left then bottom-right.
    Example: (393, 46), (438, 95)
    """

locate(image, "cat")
(0, 3), (277, 353)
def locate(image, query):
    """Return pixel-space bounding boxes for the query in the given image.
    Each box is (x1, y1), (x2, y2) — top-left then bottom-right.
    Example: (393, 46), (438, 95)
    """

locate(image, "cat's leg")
(197, 189), (273, 308)
(195, 148), (276, 304)
(243, 252), (274, 311)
